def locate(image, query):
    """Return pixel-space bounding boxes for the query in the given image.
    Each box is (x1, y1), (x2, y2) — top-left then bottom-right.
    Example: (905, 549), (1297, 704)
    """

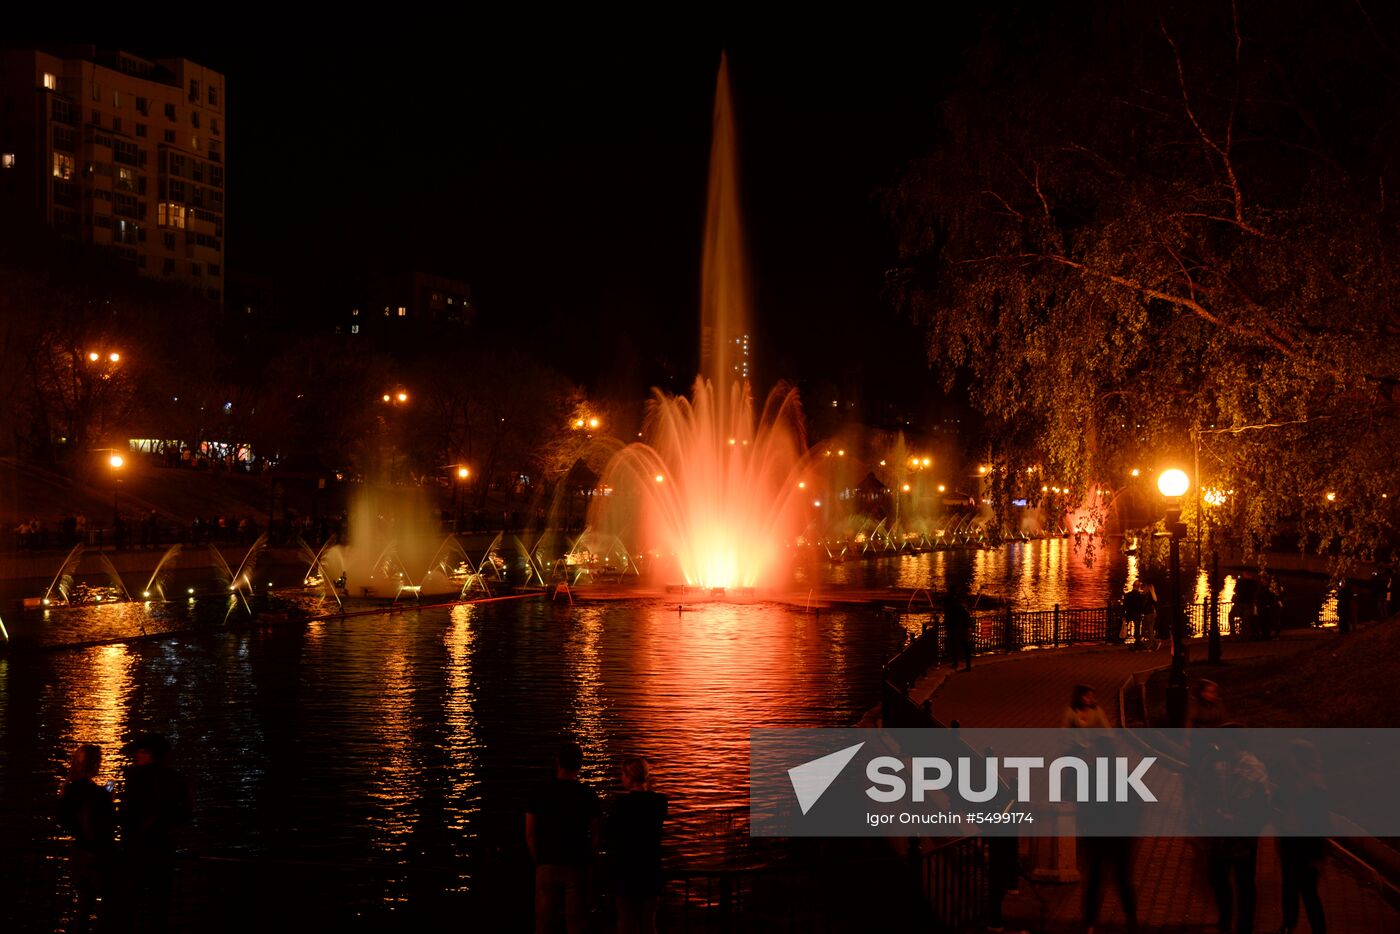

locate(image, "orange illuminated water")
(591, 55), (809, 588)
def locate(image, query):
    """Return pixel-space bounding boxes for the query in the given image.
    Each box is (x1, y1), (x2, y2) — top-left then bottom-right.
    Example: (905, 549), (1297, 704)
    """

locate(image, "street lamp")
(1158, 468), (1190, 726)
(108, 452), (125, 541)
(453, 465), (470, 531)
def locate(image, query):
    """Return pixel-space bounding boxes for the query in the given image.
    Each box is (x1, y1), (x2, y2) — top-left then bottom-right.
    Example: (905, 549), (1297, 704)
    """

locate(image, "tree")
(887, 0), (1400, 568)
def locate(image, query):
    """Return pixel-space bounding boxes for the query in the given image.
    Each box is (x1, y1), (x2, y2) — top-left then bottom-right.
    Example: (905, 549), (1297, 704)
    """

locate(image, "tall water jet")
(700, 52), (752, 389)
(591, 54), (809, 589)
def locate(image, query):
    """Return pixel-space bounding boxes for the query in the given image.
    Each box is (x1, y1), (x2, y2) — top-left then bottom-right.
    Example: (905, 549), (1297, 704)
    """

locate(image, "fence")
(888, 599), (1235, 676)
(1, 841), (987, 934)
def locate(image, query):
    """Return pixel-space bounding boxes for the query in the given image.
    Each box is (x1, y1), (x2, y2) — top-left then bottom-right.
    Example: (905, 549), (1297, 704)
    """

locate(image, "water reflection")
(54, 642), (133, 786)
(562, 606), (607, 773)
(367, 620), (418, 855)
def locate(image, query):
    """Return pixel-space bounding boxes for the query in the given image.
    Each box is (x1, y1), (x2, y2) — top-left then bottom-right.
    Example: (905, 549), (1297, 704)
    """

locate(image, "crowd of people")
(1054, 680), (1331, 934)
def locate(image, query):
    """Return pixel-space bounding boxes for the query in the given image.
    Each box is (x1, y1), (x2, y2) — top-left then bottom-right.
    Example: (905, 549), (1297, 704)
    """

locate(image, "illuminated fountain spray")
(590, 54), (809, 589)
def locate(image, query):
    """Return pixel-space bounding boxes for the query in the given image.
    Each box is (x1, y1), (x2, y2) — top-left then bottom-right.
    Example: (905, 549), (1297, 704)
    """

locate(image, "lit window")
(157, 202), (186, 229)
(42, 72), (57, 90)
(112, 90), (121, 108)
(350, 324), (359, 334)
(52, 153), (74, 179)
(351, 308), (360, 316)
(2, 153), (15, 169)
(398, 307), (407, 317)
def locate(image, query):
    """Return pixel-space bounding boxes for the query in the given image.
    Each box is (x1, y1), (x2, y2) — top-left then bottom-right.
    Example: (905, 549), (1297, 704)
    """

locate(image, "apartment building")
(0, 46), (226, 302)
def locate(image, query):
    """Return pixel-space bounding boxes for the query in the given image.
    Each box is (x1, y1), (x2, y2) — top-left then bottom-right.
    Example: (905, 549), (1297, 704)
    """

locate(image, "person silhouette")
(526, 740), (601, 934)
(118, 733), (192, 934)
(58, 744), (116, 934)
(607, 756), (668, 934)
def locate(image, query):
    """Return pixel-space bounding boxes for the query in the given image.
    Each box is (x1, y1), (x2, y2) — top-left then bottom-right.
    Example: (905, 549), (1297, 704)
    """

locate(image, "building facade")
(344, 269), (474, 338)
(0, 47), (226, 302)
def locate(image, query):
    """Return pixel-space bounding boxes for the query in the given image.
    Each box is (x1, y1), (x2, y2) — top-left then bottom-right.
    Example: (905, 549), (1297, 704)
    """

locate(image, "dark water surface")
(1, 539), (1347, 927)
(1, 597), (912, 921)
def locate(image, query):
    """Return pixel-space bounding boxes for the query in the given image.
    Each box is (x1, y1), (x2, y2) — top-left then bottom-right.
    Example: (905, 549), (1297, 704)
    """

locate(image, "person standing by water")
(527, 740), (602, 934)
(118, 733), (192, 934)
(607, 756), (668, 934)
(1121, 580), (1146, 644)
(58, 744), (116, 934)
(944, 590), (975, 672)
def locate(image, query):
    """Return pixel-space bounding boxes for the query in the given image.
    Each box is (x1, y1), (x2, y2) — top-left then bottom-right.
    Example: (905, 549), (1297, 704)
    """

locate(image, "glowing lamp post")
(1158, 468), (1190, 726)
(454, 465), (470, 530)
(108, 452), (125, 537)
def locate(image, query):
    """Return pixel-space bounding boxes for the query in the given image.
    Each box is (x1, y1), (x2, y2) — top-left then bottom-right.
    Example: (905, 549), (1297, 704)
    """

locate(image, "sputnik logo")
(787, 742), (865, 815)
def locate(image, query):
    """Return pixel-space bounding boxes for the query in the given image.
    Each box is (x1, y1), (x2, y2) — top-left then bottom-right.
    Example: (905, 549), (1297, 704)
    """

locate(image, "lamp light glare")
(1157, 468), (1190, 498)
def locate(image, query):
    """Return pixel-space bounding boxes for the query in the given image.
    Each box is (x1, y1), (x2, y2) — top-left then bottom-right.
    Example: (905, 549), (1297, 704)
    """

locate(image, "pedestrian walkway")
(910, 633), (1399, 932)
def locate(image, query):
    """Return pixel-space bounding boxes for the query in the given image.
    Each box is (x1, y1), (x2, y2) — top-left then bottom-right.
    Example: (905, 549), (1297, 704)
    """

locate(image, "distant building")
(0, 46), (226, 302)
(732, 332), (752, 380)
(342, 269), (473, 338)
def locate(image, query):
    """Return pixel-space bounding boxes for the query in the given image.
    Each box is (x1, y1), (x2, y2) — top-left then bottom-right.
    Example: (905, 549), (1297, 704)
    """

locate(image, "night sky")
(10, 19), (983, 412)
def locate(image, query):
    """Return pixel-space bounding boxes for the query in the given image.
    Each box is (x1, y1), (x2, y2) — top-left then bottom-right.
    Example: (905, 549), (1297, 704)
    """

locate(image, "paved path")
(910, 633), (1399, 933)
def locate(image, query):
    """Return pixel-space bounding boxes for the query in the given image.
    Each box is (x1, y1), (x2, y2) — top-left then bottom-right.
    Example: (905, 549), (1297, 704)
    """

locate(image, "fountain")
(140, 544), (183, 601)
(40, 544), (130, 606)
(208, 533), (268, 613)
(588, 54), (810, 590)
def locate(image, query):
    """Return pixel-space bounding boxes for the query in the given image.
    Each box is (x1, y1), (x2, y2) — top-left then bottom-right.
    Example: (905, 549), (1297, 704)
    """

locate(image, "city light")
(798, 481), (806, 489)
(108, 453), (124, 469)
(88, 351), (100, 362)
(1130, 468), (1141, 478)
(382, 393), (392, 403)
(574, 418), (585, 429)
(1326, 491), (1337, 502)
(108, 352), (120, 363)
(396, 391), (408, 403)
(654, 474), (665, 483)
(902, 483), (911, 492)
(937, 484), (946, 493)
(588, 417), (600, 429)
(457, 466), (470, 479)
(1157, 468), (1190, 498)
(922, 457), (931, 467)
(977, 465), (987, 474)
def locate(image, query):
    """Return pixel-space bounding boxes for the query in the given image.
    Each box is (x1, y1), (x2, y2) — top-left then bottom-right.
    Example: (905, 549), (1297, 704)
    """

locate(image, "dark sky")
(16, 19), (982, 413)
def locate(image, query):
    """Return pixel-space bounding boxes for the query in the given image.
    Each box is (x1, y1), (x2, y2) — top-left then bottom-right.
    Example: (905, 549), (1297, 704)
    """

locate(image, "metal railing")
(886, 599), (1235, 676)
(2, 841), (987, 933)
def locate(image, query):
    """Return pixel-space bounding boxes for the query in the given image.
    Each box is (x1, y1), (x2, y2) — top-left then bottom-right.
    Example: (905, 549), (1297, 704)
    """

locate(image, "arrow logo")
(788, 742), (865, 815)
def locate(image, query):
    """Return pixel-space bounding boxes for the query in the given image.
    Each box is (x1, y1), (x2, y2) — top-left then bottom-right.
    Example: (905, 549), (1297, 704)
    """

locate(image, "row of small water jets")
(300, 529), (649, 608)
(39, 536), (271, 610)
(807, 515), (1077, 563)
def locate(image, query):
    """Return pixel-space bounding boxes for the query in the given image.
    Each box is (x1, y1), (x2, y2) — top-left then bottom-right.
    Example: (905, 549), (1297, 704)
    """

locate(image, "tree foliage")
(887, 0), (1400, 567)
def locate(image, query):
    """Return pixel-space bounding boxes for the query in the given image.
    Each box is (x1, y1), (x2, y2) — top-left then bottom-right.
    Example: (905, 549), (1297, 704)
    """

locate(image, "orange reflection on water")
(366, 621), (416, 854)
(563, 606), (607, 770)
(57, 643), (134, 786)
(443, 605), (479, 832)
